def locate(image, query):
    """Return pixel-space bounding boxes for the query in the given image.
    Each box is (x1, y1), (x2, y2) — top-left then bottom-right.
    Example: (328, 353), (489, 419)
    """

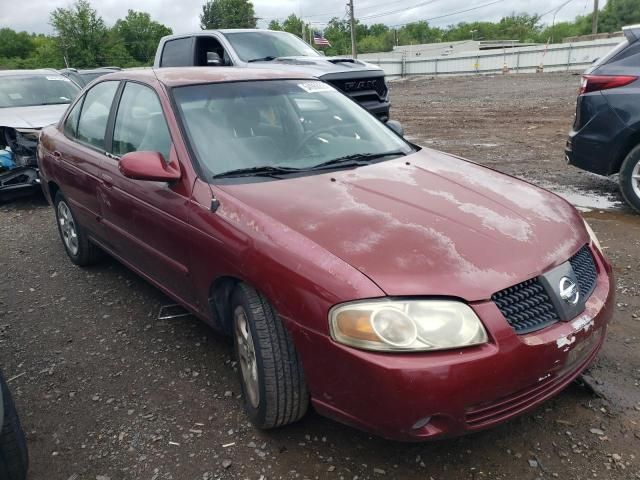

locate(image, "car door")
(54, 81), (120, 236)
(97, 80), (196, 306)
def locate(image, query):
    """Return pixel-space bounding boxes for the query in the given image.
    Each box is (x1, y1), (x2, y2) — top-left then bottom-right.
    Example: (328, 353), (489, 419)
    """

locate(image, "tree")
(0, 29), (35, 59)
(50, 0), (109, 67)
(112, 10), (172, 64)
(200, 0), (257, 30)
(282, 14), (304, 37)
(268, 20), (282, 31)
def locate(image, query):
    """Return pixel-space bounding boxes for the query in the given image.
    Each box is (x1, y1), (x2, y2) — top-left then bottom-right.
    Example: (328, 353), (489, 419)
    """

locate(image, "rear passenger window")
(63, 98), (83, 138)
(161, 38), (194, 67)
(76, 81), (119, 150)
(112, 82), (172, 161)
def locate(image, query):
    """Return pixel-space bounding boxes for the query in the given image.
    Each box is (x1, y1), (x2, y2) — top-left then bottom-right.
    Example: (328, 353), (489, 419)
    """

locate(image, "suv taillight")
(579, 74), (638, 95)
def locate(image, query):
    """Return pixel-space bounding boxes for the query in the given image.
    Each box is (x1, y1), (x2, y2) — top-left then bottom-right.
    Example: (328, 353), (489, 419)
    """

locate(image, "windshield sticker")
(46, 76), (71, 82)
(298, 82), (335, 94)
(8, 93), (23, 100)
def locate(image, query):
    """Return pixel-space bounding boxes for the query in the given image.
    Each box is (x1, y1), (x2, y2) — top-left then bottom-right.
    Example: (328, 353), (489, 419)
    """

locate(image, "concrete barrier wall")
(362, 38), (623, 79)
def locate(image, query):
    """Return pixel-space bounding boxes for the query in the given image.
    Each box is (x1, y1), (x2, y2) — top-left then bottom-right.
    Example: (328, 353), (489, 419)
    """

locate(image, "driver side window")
(111, 82), (172, 161)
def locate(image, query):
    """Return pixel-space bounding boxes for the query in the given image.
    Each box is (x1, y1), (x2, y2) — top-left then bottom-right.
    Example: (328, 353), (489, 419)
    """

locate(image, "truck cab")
(153, 29), (391, 121)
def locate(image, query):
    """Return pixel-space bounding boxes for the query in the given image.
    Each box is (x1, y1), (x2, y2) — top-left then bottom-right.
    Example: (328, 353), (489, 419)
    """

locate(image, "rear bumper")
(291, 247), (614, 441)
(565, 93), (630, 176)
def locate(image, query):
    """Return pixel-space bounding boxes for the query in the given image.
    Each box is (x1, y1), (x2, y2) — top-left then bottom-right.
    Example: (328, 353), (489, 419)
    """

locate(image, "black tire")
(0, 372), (28, 480)
(54, 191), (102, 266)
(231, 283), (308, 429)
(619, 144), (640, 213)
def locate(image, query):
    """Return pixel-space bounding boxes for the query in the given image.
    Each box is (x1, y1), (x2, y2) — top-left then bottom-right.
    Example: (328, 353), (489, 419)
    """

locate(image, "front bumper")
(0, 167), (40, 202)
(291, 247), (614, 441)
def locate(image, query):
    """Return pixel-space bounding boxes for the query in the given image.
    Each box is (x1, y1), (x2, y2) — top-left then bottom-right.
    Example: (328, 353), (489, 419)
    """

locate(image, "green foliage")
(50, 0), (110, 67)
(0, 0), (172, 70)
(200, 0), (257, 29)
(112, 10), (172, 64)
(282, 14), (304, 37)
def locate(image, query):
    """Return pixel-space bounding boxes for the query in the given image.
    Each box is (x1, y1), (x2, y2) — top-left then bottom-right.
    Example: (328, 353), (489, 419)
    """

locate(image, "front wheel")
(619, 144), (640, 213)
(231, 283), (308, 429)
(54, 192), (102, 266)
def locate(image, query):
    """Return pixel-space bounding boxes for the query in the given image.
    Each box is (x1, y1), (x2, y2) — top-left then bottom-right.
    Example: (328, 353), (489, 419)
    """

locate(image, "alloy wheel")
(632, 159), (640, 200)
(57, 201), (79, 256)
(234, 305), (260, 408)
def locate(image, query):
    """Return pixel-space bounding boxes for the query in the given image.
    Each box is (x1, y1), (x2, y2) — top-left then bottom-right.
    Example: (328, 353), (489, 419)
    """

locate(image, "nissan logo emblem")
(559, 277), (579, 305)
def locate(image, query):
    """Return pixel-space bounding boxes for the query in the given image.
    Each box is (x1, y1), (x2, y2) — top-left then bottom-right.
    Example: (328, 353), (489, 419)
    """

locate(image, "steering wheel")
(292, 123), (363, 157)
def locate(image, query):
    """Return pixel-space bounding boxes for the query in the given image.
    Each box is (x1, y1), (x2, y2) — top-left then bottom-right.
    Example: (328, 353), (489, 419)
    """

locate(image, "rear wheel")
(0, 372), (28, 480)
(231, 283), (308, 429)
(54, 192), (102, 266)
(619, 144), (640, 213)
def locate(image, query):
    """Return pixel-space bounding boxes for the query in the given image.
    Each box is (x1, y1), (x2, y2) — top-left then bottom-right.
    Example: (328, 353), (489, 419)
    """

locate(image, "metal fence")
(363, 38), (622, 79)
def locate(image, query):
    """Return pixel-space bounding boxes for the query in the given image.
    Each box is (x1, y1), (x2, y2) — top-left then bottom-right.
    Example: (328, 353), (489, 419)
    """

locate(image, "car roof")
(164, 29), (290, 38)
(100, 67), (312, 88)
(0, 69), (65, 77)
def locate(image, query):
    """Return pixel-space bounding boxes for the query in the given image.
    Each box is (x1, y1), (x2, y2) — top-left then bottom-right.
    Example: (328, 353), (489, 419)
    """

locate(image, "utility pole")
(348, 0), (357, 59)
(592, 0), (599, 35)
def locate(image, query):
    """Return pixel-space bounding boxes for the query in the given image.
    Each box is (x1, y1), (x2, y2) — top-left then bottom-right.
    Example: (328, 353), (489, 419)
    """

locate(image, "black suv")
(566, 25), (640, 211)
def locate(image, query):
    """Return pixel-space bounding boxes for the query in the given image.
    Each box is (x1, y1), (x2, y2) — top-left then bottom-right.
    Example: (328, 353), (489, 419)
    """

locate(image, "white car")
(0, 70), (80, 201)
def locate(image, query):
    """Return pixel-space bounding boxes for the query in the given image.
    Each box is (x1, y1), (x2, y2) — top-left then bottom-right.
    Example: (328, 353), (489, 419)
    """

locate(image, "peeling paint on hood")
(220, 148), (589, 302)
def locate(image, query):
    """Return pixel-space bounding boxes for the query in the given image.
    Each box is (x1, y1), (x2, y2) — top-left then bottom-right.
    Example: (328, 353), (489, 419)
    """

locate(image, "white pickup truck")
(153, 29), (391, 121)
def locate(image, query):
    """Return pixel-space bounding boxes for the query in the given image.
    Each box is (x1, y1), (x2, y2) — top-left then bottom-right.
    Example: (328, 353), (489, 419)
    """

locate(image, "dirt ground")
(1, 73), (639, 480)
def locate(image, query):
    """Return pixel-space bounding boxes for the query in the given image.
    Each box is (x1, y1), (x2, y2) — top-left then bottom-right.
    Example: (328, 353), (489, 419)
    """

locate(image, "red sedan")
(37, 68), (614, 441)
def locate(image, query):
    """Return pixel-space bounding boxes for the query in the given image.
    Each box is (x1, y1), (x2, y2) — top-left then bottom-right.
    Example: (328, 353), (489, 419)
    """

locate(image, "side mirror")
(119, 151), (181, 182)
(207, 51), (223, 66)
(386, 119), (404, 137)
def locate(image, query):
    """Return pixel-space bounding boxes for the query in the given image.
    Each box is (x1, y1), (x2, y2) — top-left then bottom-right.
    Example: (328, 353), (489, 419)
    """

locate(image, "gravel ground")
(1, 72), (639, 480)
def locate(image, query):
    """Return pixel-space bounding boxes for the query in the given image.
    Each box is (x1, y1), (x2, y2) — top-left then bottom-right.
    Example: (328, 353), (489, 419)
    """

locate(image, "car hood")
(219, 149), (588, 301)
(0, 104), (69, 129)
(245, 56), (383, 77)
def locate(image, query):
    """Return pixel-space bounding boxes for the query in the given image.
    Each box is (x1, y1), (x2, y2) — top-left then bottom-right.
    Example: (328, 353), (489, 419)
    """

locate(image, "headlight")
(329, 300), (488, 352)
(583, 220), (602, 252)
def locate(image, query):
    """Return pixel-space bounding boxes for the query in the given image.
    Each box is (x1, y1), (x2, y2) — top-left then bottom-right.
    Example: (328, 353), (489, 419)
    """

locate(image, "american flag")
(313, 31), (331, 47)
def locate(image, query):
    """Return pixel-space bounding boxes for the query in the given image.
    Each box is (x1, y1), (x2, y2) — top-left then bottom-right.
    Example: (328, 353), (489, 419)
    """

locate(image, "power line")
(388, 0), (506, 27)
(360, 0), (442, 21)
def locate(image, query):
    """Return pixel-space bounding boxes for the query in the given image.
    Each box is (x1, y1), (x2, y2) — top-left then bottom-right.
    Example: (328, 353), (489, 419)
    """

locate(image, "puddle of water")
(542, 185), (623, 212)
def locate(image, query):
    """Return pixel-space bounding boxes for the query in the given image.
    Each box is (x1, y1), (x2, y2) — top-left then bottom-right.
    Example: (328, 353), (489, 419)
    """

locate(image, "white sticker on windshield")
(8, 93), (23, 100)
(298, 81), (334, 94)
(46, 76), (71, 82)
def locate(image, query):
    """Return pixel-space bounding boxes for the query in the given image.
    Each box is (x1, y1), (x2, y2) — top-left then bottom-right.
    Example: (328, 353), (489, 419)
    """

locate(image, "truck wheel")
(0, 372), (28, 480)
(231, 283), (308, 429)
(54, 192), (102, 266)
(619, 145), (640, 213)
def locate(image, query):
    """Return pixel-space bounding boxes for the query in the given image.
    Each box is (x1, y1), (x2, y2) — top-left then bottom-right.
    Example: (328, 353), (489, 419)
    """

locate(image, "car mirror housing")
(207, 51), (223, 66)
(386, 119), (404, 137)
(119, 151), (181, 182)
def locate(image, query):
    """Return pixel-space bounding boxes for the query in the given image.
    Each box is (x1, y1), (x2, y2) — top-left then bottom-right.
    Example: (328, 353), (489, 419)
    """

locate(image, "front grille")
(327, 77), (388, 99)
(492, 279), (559, 334)
(493, 245), (598, 335)
(569, 245), (597, 298)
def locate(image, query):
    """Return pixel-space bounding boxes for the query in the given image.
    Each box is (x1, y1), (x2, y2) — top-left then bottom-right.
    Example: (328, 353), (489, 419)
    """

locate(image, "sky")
(1, 0), (606, 35)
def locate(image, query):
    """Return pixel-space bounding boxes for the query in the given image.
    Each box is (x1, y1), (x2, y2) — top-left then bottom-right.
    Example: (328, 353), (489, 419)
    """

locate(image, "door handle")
(52, 151), (62, 163)
(101, 173), (113, 187)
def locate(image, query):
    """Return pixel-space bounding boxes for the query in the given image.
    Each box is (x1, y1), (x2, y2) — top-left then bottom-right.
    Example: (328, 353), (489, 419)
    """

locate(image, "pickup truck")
(153, 29), (391, 121)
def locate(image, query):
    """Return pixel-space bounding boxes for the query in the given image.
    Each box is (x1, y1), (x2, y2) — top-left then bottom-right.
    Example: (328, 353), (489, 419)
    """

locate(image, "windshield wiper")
(308, 151), (407, 171)
(247, 56), (278, 63)
(212, 165), (301, 179)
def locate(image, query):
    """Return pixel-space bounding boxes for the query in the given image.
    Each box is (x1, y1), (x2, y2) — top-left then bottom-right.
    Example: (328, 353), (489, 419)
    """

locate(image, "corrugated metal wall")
(363, 38), (622, 79)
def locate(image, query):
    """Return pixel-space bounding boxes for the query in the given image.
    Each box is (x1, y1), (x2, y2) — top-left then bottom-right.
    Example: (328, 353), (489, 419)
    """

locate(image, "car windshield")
(0, 74), (80, 108)
(223, 31), (320, 62)
(173, 80), (413, 180)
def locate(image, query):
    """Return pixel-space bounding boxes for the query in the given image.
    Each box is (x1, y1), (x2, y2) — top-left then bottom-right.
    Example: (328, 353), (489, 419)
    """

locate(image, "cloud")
(7, 0), (605, 35)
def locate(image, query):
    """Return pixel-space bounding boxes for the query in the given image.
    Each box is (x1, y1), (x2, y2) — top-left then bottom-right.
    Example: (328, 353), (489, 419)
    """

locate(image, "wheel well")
(209, 276), (241, 335)
(47, 181), (60, 203)
(612, 130), (640, 174)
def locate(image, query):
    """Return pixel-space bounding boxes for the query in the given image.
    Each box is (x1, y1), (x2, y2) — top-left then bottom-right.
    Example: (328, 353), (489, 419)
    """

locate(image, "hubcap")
(57, 201), (79, 256)
(632, 160), (640, 200)
(234, 306), (259, 408)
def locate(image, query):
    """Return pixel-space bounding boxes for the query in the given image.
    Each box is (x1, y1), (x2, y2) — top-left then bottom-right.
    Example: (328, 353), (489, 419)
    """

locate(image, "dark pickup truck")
(153, 29), (391, 121)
